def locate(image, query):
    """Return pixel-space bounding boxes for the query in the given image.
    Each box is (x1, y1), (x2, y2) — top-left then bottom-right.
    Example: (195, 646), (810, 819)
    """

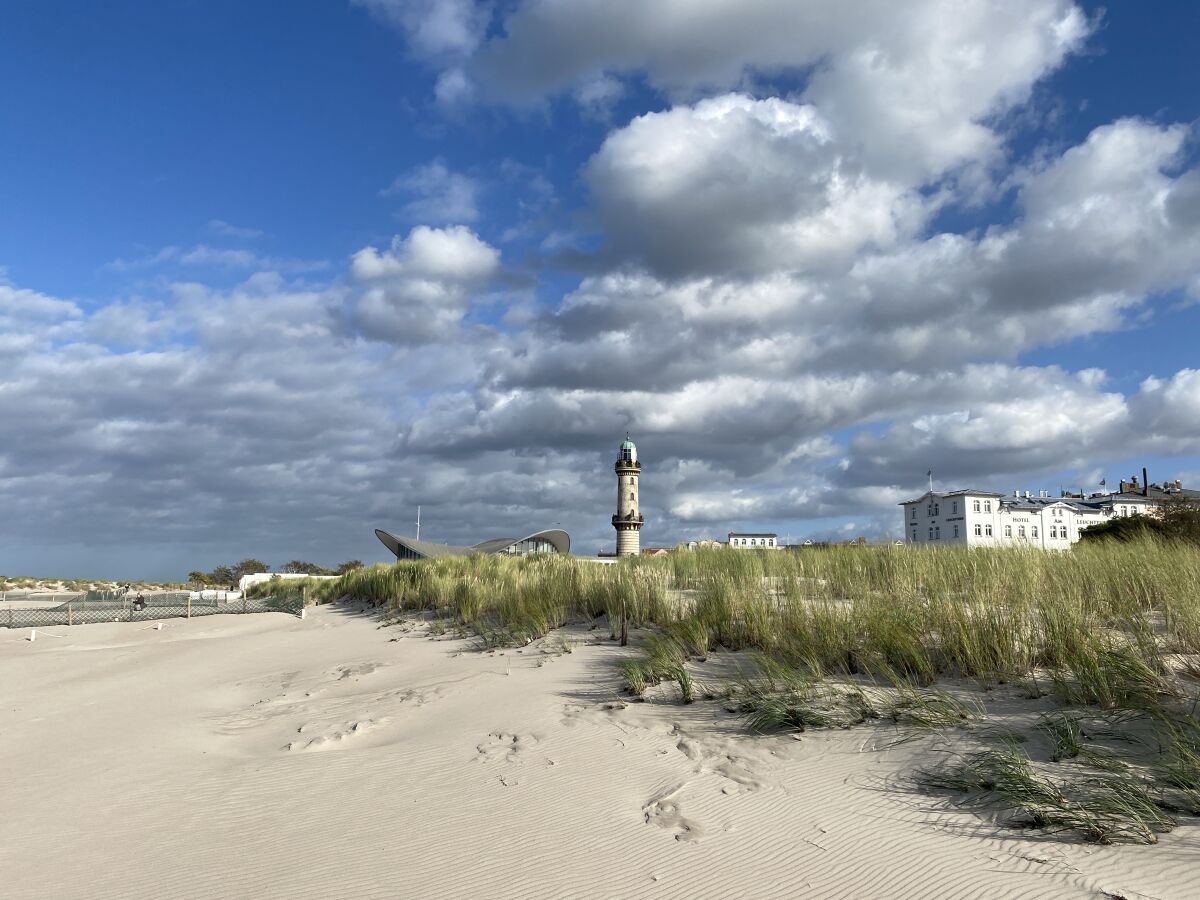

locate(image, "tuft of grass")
(675, 666), (696, 704)
(917, 742), (1175, 845)
(1037, 713), (1086, 761)
(885, 682), (981, 732)
(619, 660), (648, 696)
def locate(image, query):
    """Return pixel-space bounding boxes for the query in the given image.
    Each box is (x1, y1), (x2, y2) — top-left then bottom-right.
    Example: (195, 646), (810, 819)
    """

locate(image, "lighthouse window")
(629, 492), (634, 500)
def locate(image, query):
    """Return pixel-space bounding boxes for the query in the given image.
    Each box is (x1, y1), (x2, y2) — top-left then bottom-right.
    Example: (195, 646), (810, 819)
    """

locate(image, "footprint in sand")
(643, 783), (704, 843)
(475, 731), (540, 763)
(285, 718), (386, 752)
(330, 662), (382, 682)
(675, 734), (766, 793)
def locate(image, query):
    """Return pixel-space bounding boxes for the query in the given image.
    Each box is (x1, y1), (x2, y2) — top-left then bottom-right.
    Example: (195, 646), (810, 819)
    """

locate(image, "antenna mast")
(416, 505), (421, 541)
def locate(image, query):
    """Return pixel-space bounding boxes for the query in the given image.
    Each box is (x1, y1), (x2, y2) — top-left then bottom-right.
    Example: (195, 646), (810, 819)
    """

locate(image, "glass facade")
(499, 538), (558, 556)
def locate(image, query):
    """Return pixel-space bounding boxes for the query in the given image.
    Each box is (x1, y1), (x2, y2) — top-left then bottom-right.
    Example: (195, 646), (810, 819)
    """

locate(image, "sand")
(1, 606), (1197, 899)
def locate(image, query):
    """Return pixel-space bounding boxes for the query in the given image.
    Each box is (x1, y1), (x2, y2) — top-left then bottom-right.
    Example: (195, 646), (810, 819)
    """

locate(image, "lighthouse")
(612, 435), (644, 556)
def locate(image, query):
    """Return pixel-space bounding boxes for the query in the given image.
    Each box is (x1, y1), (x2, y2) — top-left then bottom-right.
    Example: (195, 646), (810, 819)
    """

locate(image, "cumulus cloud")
(468, 0), (1087, 176)
(382, 159), (480, 223)
(352, 0), (490, 60)
(586, 94), (927, 278)
(339, 225), (501, 344)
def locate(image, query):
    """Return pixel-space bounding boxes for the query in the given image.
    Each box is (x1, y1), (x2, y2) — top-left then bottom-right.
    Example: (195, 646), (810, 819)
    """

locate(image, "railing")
(1, 592), (304, 630)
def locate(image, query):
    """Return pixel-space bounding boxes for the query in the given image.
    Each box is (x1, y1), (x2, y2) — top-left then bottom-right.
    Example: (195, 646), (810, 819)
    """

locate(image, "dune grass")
(328, 538), (1200, 843)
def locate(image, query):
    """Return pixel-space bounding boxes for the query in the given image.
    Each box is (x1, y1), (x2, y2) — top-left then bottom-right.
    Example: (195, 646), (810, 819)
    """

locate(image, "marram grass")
(322, 538), (1200, 844)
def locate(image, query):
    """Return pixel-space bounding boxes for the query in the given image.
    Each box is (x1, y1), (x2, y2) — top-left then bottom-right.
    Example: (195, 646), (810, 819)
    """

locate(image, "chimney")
(1142, 466), (1149, 497)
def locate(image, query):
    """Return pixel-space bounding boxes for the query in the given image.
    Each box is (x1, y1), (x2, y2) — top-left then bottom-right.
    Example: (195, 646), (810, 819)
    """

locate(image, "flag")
(926, 469), (932, 478)
(1100, 478), (1107, 487)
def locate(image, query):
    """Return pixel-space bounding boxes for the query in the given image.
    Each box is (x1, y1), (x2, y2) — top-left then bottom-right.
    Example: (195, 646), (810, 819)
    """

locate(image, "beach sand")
(1, 605), (1196, 899)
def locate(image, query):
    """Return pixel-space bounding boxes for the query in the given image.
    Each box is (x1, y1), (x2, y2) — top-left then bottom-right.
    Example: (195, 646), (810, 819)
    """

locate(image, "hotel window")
(1005, 525), (1012, 537)
(1019, 526), (1026, 538)
(911, 508), (917, 520)
(974, 524), (982, 536)
(911, 530), (917, 542)
(933, 503), (940, 516)
(973, 500), (981, 512)
(935, 526), (940, 539)
(768, 539), (775, 547)
(1050, 526), (1058, 539)
(953, 525), (959, 538)
(984, 501), (992, 512)
(1031, 526), (1038, 538)
(952, 501), (958, 514)
(929, 528), (934, 540)
(985, 524), (993, 536)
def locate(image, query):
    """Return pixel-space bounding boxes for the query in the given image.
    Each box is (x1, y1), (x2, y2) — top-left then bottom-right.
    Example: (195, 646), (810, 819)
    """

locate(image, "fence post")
(68, 603), (73, 626)
(187, 595), (192, 619)
(242, 593), (247, 615)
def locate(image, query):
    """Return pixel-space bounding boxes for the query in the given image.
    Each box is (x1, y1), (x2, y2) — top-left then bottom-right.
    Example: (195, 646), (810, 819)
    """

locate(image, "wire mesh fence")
(1, 592), (304, 629)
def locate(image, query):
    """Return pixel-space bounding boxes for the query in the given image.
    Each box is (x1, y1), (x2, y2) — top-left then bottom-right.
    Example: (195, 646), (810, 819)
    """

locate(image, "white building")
(899, 477), (1197, 550)
(728, 532), (780, 549)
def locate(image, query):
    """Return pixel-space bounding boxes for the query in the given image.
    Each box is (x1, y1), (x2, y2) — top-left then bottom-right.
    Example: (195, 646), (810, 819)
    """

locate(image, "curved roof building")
(374, 528), (571, 561)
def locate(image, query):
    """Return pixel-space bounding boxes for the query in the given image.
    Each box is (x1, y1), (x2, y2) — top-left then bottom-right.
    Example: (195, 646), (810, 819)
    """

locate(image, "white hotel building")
(900, 478), (1196, 549)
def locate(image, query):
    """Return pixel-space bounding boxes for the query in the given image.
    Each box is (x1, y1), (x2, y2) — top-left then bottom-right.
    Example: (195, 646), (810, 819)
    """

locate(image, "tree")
(187, 570), (207, 585)
(336, 560), (364, 575)
(280, 560), (329, 575)
(1079, 501), (1200, 545)
(232, 559), (270, 580)
(208, 565), (235, 585)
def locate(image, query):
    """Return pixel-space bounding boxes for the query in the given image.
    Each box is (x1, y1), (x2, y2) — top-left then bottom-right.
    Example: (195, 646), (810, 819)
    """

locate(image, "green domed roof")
(620, 438), (636, 450)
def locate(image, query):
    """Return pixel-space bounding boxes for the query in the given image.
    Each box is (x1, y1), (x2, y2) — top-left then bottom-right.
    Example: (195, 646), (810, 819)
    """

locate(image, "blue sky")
(2, 1), (1199, 578)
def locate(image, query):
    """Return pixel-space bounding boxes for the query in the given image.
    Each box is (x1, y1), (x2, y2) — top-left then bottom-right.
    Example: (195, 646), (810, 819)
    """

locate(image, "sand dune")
(1, 607), (1197, 899)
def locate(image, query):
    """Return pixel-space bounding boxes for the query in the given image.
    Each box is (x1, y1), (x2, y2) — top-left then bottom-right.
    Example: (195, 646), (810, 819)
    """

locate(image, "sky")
(2, 1), (1199, 579)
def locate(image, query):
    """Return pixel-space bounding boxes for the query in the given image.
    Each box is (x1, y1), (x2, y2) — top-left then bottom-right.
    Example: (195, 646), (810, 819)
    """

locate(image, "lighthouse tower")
(612, 435), (644, 556)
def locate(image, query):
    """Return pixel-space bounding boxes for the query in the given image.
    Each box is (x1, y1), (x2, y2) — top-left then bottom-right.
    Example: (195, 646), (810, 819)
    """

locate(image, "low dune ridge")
(1, 606), (1197, 899)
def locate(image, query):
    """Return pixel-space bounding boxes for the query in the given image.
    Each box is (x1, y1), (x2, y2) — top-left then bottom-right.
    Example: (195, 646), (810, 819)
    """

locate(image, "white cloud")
(586, 94), (927, 277)
(352, 0), (490, 60)
(470, 0), (1088, 176)
(341, 225), (501, 344)
(206, 219), (264, 239)
(382, 159), (480, 223)
(104, 244), (328, 274)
